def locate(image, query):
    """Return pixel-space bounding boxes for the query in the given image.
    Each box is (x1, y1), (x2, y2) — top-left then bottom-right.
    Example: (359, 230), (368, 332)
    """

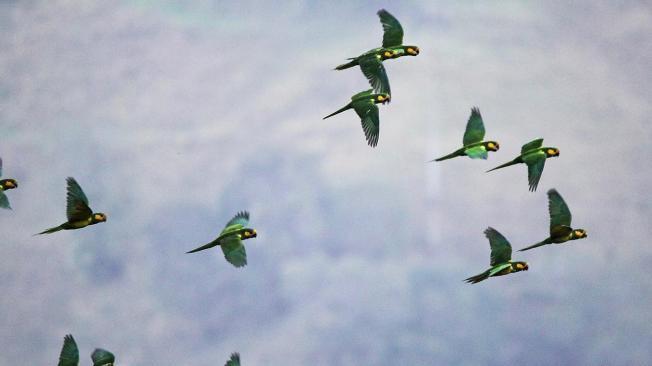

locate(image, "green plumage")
(37, 177), (107, 235)
(464, 227), (529, 284)
(519, 188), (587, 251)
(486, 138), (560, 191)
(0, 158), (18, 210)
(186, 211), (257, 268)
(58, 334), (79, 366)
(334, 9), (419, 95)
(225, 352), (241, 366)
(431, 107), (499, 162)
(91, 348), (115, 366)
(323, 89), (389, 147)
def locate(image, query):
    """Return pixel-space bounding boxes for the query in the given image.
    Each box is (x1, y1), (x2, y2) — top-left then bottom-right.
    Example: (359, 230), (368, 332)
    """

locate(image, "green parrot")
(57, 334), (115, 366)
(58, 334), (79, 366)
(465, 227), (529, 284)
(186, 211), (257, 268)
(0, 158), (18, 209)
(519, 188), (587, 251)
(36, 177), (107, 235)
(91, 348), (115, 366)
(486, 138), (560, 191)
(430, 107), (500, 162)
(335, 9), (420, 96)
(225, 353), (241, 366)
(323, 89), (390, 147)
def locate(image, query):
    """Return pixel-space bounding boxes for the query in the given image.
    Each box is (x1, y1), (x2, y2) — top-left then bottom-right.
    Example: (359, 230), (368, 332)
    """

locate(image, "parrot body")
(486, 138), (559, 191)
(334, 9), (419, 96)
(37, 177), (106, 235)
(323, 89), (390, 147)
(465, 227), (529, 284)
(519, 188), (587, 251)
(431, 107), (499, 162)
(186, 211), (257, 268)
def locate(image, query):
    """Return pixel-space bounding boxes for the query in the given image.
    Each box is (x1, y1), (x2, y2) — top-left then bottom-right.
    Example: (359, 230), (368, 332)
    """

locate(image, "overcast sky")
(1, 1), (651, 365)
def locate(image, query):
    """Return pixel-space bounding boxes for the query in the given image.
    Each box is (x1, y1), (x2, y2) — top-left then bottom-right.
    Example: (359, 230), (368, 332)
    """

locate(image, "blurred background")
(1, 1), (650, 365)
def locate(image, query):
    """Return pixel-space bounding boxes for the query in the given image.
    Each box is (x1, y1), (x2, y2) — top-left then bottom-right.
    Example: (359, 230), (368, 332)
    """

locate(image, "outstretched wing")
(66, 177), (92, 221)
(91, 348), (115, 366)
(225, 211), (249, 229)
(0, 191), (11, 209)
(521, 138), (544, 154)
(353, 102), (380, 147)
(225, 352), (241, 366)
(58, 334), (79, 366)
(378, 9), (404, 47)
(221, 235), (247, 268)
(462, 107), (485, 146)
(485, 227), (512, 266)
(527, 157), (546, 192)
(358, 54), (391, 96)
(547, 188), (572, 229)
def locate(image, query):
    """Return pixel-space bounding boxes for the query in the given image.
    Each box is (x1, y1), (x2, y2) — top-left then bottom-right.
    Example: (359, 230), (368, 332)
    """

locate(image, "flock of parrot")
(0, 8), (590, 366)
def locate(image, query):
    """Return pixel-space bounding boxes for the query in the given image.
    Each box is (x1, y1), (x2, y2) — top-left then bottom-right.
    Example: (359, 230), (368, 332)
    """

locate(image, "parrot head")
(513, 262), (529, 272)
(374, 93), (391, 105)
(484, 141), (500, 152)
(545, 148), (560, 157)
(92, 213), (107, 223)
(241, 228), (258, 240)
(0, 179), (17, 190)
(402, 45), (420, 56)
(572, 229), (587, 239)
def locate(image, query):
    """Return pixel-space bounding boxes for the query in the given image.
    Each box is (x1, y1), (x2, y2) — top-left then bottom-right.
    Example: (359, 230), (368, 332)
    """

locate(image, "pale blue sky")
(1, 1), (651, 365)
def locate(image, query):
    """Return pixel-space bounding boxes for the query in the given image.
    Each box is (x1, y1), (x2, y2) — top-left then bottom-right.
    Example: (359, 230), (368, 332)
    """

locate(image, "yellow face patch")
(547, 149), (557, 155)
(488, 142), (495, 149)
(384, 51), (392, 57)
(516, 263), (524, 269)
(377, 95), (385, 102)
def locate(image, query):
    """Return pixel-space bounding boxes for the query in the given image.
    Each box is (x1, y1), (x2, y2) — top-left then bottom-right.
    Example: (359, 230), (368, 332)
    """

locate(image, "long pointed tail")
(323, 104), (352, 120)
(486, 157), (521, 173)
(430, 148), (465, 162)
(334, 59), (358, 70)
(464, 270), (490, 284)
(518, 238), (551, 252)
(35, 224), (64, 235)
(186, 240), (219, 254)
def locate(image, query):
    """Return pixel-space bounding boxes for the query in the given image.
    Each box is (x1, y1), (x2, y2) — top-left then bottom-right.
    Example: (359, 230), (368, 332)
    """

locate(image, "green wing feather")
(0, 157), (3, 177)
(464, 145), (488, 160)
(521, 138), (544, 154)
(351, 89), (374, 100)
(91, 348), (115, 366)
(58, 334), (79, 366)
(66, 177), (92, 221)
(358, 54), (391, 95)
(378, 9), (404, 47)
(0, 191), (10, 209)
(488, 262), (513, 276)
(225, 352), (241, 366)
(547, 188), (572, 229)
(526, 157), (546, 192)
(221, 235), (247, 268)
(462, 107), (485, 146)
(353, 101), (380, 147)
(225, 211), (249, 229)
(485, 227), (512, 265)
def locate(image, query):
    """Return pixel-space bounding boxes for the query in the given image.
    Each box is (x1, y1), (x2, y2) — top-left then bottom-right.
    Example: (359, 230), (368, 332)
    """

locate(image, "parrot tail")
(464, 270), (491, 284)
(334, 59), (358, 70)
(518, 238), (551, 252)
(486, 157), (522, 173)
(323, 104), (352, 120)
(35, 224), (65, 235)
(186, 241), (219, 254)
(431, 148), (465, 162)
